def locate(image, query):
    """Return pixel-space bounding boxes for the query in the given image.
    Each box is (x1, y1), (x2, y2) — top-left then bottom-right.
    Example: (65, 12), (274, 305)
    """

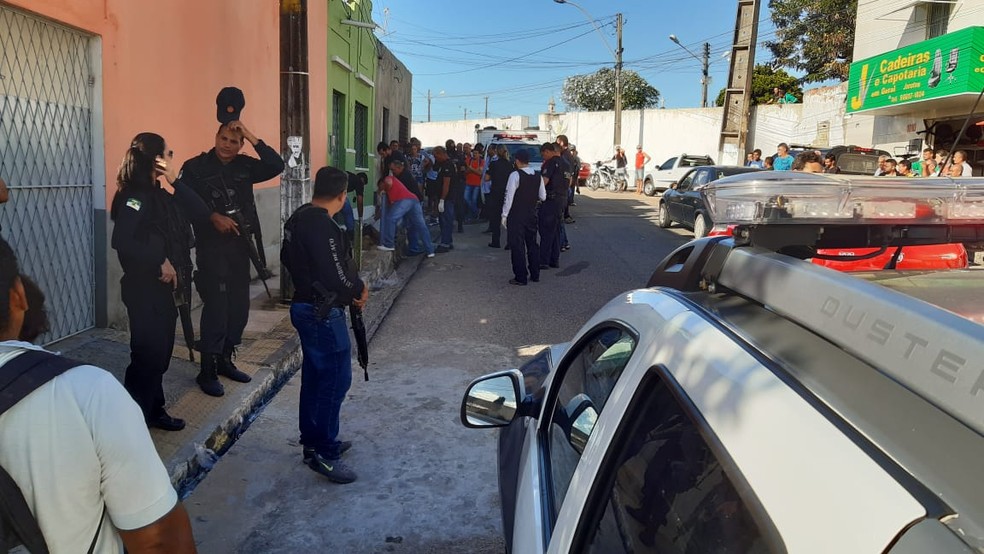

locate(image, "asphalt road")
(186, 189), (693, 553)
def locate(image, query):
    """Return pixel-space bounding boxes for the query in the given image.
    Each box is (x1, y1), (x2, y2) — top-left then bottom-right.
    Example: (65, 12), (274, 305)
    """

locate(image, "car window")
(676, 172), (696, 191)
(681, 156), (712, 168)
(692, 169), (711, 187)
(547, 327), (637, 519)
(581, 371), (771, 554)
(659, 157), (677, 171)
(501, 143), (543, 163)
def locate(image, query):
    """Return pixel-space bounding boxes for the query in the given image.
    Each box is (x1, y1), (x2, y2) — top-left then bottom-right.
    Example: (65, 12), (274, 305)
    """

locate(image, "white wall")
(535, 83), (850, 165)
(410, 84), (851, 165)
(411, 116), (531, 147)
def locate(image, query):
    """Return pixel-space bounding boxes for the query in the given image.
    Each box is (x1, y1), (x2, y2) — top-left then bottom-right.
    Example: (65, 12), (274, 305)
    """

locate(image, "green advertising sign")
(846, 26), (984, 113)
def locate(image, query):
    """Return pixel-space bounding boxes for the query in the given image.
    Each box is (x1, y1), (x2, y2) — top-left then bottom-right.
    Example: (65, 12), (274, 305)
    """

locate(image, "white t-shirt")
(0, 342), (178, 553)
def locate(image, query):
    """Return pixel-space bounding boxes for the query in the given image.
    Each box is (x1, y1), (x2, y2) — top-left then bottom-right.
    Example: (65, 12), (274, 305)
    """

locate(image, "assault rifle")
(205, 175), (273, 298)
(160, 200), (197, 362)
(174, 265), (196, 362)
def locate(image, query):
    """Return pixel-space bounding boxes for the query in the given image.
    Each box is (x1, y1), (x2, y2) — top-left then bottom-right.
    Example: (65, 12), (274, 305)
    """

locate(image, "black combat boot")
(196, 353), (225, 397)
(218, 346), (252, 383)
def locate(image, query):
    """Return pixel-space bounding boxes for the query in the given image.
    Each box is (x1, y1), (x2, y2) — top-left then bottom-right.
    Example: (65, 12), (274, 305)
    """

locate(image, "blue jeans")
(464, 185), (481, 220)
(289, 303), (352, 459)
(382, 199), (434, 254)
(340, 197), (355, 232)
(439, 199), (455, 246)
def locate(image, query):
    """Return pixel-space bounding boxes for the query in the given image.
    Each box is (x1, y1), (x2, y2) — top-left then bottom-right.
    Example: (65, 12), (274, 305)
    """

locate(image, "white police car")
(460, 172), (984, 553)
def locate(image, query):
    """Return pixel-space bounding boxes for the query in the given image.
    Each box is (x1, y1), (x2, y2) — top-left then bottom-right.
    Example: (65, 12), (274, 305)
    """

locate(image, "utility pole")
(614, 13), (623, 147)
(718, 0), (761, 165)
(279, 0), (309, 300)
(701, 42), (711, 108)
(464, 107), (468, 120)
(427, 89), (432, 122)
(484, 96), (489, 119)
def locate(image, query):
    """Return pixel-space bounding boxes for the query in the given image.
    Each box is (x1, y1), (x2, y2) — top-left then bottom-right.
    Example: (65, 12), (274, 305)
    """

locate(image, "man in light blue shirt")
(772, 143), (795, 171)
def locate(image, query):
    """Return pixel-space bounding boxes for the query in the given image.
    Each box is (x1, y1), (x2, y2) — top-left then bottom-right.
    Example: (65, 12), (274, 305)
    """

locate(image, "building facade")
(845, 1), (984, 174)
(327, 0), (376, 178)
(375, 42), (412, 154)
(0, 0), (409, 341)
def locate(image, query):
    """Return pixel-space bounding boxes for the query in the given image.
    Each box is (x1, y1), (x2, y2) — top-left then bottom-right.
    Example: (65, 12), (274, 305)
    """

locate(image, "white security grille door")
(0, 6), (95, 342)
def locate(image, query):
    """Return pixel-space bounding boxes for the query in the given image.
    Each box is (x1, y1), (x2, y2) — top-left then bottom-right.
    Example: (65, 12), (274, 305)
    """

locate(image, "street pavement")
(186, 189), (693, 553)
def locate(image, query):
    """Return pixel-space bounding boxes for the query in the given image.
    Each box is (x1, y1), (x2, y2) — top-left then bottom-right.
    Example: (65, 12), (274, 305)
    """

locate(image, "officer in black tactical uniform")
(181, 87), (285, 397)
(111, 132), (211, 430)
(538, 142), (569, 269)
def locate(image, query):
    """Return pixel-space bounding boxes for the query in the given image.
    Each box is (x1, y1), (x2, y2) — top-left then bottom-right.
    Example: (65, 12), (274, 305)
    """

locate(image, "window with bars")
(382, 107), (390, 143)
(927, 2), (951, 39)
(399, 115), (409, 145)
(354, 102), (368, 168)
(332, 90), (345, 168)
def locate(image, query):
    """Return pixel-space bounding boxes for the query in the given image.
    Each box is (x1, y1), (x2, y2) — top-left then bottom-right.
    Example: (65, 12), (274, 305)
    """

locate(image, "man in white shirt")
(0, 238), (196, 553)
(501, 149), (546, 286)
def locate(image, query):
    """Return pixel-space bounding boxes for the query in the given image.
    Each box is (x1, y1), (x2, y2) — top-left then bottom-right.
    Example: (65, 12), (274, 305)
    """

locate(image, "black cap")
(216, 87), (245, 124)
(514, 149), (531, 163)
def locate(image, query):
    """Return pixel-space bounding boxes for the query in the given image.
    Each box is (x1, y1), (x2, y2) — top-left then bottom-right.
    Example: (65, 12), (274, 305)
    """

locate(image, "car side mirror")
(460, 370), (525, 428)
(565, 394), (599, 454)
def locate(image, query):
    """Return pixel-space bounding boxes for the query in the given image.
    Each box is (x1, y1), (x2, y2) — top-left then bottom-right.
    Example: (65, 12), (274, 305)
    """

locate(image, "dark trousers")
(290, 303), (352, 459)
(487, 196), (504, 246)
(121, 276), (177, 421)
(196, 246), (251, 354)
(508, 214), (540, 283)
(454, 188), (466, 228)
(439, 199), (456, 246)
(538, 199), (563, 267)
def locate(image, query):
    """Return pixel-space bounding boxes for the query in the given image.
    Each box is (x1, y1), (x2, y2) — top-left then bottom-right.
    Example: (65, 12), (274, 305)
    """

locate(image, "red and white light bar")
(701, 172), (984, 225)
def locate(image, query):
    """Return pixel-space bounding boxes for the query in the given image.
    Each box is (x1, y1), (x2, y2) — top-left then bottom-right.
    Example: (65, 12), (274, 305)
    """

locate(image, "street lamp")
(554, 0), (623, 148)
(669, 34), (710, 108)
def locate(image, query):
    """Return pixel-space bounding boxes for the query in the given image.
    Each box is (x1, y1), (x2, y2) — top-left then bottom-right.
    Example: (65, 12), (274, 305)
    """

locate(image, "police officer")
(181, 88), (286, 397)
(281, 166), (368, 483)
(111, 132), (211, 430)
(502, 149), (546, 285)
(538, 142), (569, 270)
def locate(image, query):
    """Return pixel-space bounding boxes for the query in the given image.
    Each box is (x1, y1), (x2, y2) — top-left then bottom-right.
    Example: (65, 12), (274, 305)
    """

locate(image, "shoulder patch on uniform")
(126, 198), (142, 211)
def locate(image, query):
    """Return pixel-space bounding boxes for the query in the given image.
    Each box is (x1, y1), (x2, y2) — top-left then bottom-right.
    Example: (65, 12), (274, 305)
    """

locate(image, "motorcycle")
(589, 162), (621, 192)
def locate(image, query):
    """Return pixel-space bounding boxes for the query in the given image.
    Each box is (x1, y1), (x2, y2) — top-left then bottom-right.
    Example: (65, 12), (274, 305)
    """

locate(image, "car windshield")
(837, 153), (883, 175)
(499, 143), (542, 164)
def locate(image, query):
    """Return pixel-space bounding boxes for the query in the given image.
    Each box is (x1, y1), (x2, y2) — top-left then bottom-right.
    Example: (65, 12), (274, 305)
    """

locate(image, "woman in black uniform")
(111, 133), (210, 431)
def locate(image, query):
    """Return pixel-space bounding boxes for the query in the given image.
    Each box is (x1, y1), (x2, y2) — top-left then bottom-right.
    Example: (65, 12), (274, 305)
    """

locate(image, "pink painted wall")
(7, 0), (283, 206)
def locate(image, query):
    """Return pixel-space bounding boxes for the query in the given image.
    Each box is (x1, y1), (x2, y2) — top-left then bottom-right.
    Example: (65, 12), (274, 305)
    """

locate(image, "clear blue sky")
(372, 0), (777, 123)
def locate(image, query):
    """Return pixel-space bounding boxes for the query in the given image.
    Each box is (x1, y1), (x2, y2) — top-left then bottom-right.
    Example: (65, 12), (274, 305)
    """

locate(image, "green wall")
(327, 0), (377, 181)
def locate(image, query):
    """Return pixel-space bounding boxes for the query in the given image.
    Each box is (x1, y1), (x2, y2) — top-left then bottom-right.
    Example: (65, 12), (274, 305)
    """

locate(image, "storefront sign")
(846, 26), (984, 113)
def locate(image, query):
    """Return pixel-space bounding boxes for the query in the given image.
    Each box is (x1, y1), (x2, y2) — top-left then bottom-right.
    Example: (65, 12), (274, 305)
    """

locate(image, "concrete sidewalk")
(48, 247), (423, 495)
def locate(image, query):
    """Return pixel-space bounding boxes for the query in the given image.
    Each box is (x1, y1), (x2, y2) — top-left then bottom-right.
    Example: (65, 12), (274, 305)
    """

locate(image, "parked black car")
(657, 165), (763, 237)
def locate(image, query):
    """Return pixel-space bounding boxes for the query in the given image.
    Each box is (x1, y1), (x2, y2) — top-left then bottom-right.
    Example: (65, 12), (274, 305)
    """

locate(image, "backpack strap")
(0, 350), (82, 417)
(0, 350), (84, 554)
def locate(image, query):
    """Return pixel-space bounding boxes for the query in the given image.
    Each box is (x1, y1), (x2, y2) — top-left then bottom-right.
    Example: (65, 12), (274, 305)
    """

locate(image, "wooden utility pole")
(718, 0), (761, 165)
(427, 89), (432, 122)
(484, 96), (489, 119)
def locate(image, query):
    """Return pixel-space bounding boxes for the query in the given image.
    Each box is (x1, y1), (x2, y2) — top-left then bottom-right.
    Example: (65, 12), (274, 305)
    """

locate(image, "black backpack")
(0, 350), (103, 554)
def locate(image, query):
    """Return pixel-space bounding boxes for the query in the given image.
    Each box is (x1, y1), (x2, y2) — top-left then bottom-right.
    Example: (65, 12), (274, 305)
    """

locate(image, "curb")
(173, 252), (424, 496)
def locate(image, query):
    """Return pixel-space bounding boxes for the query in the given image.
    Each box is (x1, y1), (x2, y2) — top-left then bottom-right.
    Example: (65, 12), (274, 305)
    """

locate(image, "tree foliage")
(766, 0), (857, 83)
(562, 68), (660, 111)
(714, 64), (803, 107)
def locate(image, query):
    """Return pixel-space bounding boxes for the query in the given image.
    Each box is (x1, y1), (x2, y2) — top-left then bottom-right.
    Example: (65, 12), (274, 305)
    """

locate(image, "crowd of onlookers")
(746, 143), (977, 176)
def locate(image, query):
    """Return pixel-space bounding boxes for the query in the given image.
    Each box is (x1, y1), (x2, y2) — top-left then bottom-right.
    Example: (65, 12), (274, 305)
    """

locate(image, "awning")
(846, 26), (984, 115)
